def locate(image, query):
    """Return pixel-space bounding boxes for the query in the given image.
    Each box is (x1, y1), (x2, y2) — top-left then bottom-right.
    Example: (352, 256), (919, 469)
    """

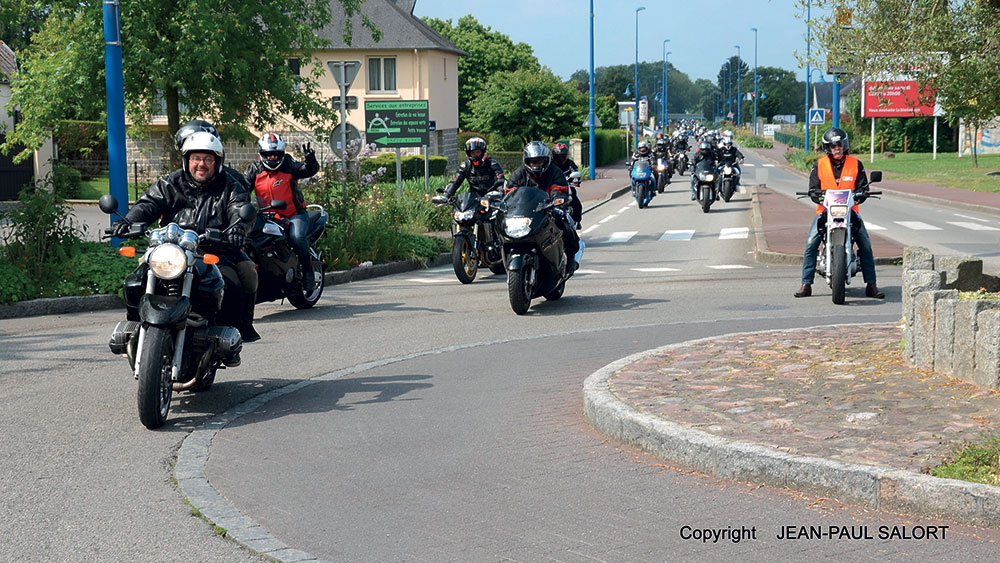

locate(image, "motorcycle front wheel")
(452, 236), (477, 284)
(288, 256), (325, 309)
(722, 179), (734, 202)
(636, 185), (647, 208)
(508, 267), (532, 315)
(700, 186), (713, 213)
(137, 326), (174, 429)
(830, 229), (848, 305)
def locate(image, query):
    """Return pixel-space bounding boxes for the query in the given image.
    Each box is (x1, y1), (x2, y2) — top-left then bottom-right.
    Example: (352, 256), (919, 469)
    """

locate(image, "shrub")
(735, 134), (774, 149)
(359, 153), (448, 179)
(52, 162), (83, 199)
(54, 120), (108, 180)
(0, 262), (38, 305)
(48, 241), (143, 298)
(785, 149), (823, 172)
(0, 182), (85, 286)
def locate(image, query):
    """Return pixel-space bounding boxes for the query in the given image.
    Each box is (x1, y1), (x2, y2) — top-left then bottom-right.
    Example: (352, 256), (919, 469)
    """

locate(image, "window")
(287, 58), (301, 92)
(368, 57), (396, 92)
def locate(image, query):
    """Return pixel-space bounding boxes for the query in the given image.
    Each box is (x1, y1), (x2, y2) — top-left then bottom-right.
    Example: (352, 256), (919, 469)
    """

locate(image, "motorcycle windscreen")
(505, 186), (551, 217)
(825, 189), (852, 206)
(631, 160), (653, 180)
(693, 159), (716, 175)
(456, 192), (480, 213)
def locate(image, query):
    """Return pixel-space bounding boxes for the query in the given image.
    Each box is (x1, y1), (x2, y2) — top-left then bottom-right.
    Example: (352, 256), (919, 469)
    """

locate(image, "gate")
(0, 135), (33, 200)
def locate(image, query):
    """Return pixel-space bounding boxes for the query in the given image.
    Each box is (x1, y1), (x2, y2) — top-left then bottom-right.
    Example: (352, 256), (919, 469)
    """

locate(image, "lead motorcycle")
(433, 189), (506, 283)
(499, 186), (576, 315)
(630, 159), (655, 209)
(796, 171), (883, 304)
(246, 200), (328, 308)
(99, 195), (250, 429)
(719, 161), (740, 202)
(655, 155), (672, 193)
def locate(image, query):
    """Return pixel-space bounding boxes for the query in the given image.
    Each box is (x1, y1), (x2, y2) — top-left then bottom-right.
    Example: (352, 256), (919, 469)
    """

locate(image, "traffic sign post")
(329, 122), (362, 160)
(327, 60), (362, 199)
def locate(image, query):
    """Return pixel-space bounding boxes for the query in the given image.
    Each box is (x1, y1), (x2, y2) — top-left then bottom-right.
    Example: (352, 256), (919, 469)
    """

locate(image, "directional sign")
(364, 100), (429, 148)
(809, 108), (827, 125)
(329, 122), (362, 159)
(332, 96), (358, 110)
(326, 60), (361, 91)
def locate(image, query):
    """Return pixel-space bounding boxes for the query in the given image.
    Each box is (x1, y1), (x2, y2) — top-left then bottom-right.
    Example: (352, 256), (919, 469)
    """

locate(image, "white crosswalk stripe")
(947, 221), (1000, 231)
(581, 225), (600, 235)
(631, 267), (680, 272)
(719, 227), (750, 239)
(895, 221), (942, 231)
(708, 265), (753, 270)
(954, 213), (990, 222)
(660, 230), (695, 241)
(864, 222), (886, 231)
(762, 164), (775, 167)
(574, 269), (605, 275)
(743, 163), (755, 167)
(606, 231), (638, 243)
(599, 215), (618, 224)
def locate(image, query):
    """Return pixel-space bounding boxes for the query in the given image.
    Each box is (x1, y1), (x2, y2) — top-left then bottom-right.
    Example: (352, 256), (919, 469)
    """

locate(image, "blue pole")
(588, 0), (596, 174)
(751, 27), (758, 135)
(634, 7), (645, 150)
(103, 0), (128, 246)
(665, 51), (670, 130)
(804, 0), (811, 151)
(832, 77), (841, 128)
(735, 45), (741, 127)
(662, 39), (669, 130)
(727, 61), (732, 120)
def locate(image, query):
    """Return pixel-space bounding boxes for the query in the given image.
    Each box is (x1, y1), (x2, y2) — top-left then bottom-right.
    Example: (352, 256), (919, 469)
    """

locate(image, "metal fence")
(773, 132), (804, 149)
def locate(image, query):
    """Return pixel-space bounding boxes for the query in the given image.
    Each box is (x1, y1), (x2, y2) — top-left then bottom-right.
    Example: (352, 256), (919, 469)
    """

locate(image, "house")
(809, 77), (862, 122)
(0, 41), (54, 200)
(126, 0), (465, 179)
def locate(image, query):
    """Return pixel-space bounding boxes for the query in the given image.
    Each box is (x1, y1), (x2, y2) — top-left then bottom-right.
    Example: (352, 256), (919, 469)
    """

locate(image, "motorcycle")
(796, 171), (883, 304)
(99, 194), (251, 429)
(630, 159), (655, 209)
(245, 200), (328, 309)
(719, 162), (740, 202)
(674, 151), (689, 175)
(499, 186), (576, 315)
(655, 156), (672, 193)
(433, 189), (506, 283)
(692, 159), (719, 213)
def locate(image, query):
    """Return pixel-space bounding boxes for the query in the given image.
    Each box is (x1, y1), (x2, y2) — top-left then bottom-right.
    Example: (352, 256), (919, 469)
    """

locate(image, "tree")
(694, 79), (720, 122)
(594, 95), (620, 131)
(2, 1), (379, 162)
(803, 0), (1000, 166)
(422, 15), (541, 128)
(570, 62), (701, 116)
(0, 1), (48, 53)
(467, 68), (586, 145)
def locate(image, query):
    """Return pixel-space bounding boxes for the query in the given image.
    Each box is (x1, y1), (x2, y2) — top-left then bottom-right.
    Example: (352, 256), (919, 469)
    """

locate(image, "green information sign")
(364, 100), (430, 148)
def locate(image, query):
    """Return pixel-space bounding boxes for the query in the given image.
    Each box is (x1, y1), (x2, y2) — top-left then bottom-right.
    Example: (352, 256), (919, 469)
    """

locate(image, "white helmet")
(258, 132), (286, 171)
(180, 131), (225, 176)
(723, 130), (734, 139)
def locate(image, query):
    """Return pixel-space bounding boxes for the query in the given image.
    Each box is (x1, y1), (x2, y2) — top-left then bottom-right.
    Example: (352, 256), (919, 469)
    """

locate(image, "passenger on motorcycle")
(551, 142), (583, 227)
(244, 132), (321, 292)
(507, 141), (581, 273)
(436, 136), (506, 200)
(690, 140), (718, 200)
(794, 127), (884, 299)
(111, 132), (261, 341)
(717, 137), (744, 188)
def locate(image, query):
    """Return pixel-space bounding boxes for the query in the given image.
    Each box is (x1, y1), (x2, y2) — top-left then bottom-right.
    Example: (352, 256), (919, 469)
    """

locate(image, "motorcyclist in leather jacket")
(439, 137), (506, 198)
(507, 141), (581, 273)
(551, 142), (583, 227)
(690, 140), (718, 200)
(112, 131), (261, 341)
(174, 119), (249, 191)
(716, 137), (744, 189)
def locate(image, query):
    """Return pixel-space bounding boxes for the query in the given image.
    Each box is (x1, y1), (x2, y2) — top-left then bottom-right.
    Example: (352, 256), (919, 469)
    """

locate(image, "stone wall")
(903, 247), (1000, 388)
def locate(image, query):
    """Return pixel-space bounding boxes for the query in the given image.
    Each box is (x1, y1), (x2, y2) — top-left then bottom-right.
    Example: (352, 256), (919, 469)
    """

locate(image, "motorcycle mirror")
(98, 194), (119, 215)
(238, 203), (257, 221)
(569, 171), (582, 180)
(269, 199), (288, 210)
(868, 171), (882, 183)
(435, 188), (445, 194)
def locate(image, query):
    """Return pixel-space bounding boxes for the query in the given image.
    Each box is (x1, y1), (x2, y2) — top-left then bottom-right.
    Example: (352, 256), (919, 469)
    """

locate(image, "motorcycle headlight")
(723, 166), (732, 174)
(454, 209), (476, 221)
(148, 243), (187, 280)
(504, 217), (532, 238)
(657, 164), (666, 171)
(829, 205), (849, 218)
(702, 173), (715, 182)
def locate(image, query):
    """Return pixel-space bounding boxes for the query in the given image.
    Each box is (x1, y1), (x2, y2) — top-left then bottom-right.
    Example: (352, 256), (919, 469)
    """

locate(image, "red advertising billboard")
(862, 80), (937, 117)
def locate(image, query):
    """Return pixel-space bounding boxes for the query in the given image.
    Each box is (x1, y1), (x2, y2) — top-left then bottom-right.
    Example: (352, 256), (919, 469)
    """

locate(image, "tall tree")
(467, 68), (586, 145)
(2, 0), (379, 162)
(422, 15), (541, 129)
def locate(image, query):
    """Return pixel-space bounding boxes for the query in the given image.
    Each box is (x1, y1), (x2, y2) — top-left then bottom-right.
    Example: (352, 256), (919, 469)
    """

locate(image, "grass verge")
(930, 435), (1000, 486)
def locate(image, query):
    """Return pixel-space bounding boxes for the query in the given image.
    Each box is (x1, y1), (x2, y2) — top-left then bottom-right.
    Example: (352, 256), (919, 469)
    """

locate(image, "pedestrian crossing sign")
(809, 108), (826, 125)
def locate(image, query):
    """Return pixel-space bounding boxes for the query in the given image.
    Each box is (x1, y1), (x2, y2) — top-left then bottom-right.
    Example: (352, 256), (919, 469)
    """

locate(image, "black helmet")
(698, 141), (711, 152)
(551, 142), (569, 163)
(174, 119), (220, 151)
(655, 138), (668, 148)
(822, 127), (850, 155)
(522, 141), (551, 174)
(464, 136), (487, 166)
(637, 141), (651, 156)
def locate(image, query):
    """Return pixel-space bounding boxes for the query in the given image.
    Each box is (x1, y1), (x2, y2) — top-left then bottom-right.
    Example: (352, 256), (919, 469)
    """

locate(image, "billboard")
(862, 80), (940, 118)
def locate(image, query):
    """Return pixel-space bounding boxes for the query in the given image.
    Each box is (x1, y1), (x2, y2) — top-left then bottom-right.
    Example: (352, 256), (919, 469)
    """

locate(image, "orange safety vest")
(815, 155), (861, 215)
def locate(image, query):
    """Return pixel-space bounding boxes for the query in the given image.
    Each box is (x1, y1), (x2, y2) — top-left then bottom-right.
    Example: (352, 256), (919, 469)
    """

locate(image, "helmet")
(464, 136), (488, 166)
(258, 132), (286, 171)
(655, 138), (668, 149)
(722, 137), (733, 147)
(174, 119), (220, 151)
(698, 141), (711, 152)
(822, 127), (850, 155)
(551, 142), (569, 163)
(672, 130), (680, 138)
(522, 141), (551, 174)
(723, 130), (734, 139)
(656, 132), (664, 139)
(180, 131), (225, 176)
(637, 141), (651, 156)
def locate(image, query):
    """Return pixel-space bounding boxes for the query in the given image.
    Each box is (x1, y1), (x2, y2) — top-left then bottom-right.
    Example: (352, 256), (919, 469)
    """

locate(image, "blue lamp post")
(634, 6), (646, 149)
(662, 39), (670, 130)
(588, 0), (596, 174)
(727, 60), (732, 120)
(751, 27), (758, 135)
(665, 51), (671, 130)
(734, 44), (741, 127)
(804, 0), (812, 151)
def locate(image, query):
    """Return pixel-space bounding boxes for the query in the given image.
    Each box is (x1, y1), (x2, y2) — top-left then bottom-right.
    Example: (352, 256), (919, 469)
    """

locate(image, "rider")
(174, 119), (249, 190)
(507, 141), (581, 273)
(716, 136), (744, 189)
(794, 127), (884, 299)
(244, 132), (321, 292)
(111, 131), (260, 343)
(690, 139), (718, 200)
(550, 142), (583, 227)
(438, 136), (506, 199)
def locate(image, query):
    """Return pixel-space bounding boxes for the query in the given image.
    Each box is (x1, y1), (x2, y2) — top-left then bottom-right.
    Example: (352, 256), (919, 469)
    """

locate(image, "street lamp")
(751, 27), (758, 135)
(804, 0), (812, 151)
(634, 6), (646, 150)
(588, 0), (596, 176)
(735, 44), (741, 127)
(662, 39), (670, 131)
(726, 60), (732, 121)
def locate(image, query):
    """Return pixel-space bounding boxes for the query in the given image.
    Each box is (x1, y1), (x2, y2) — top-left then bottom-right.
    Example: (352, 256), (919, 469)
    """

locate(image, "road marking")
(948, 221), (1000, 231)
(719, 227), (750, 239)
(406, 277), (453, 283)
(606, 231), (638, 243)
(631, 267), (680, 272)
(628, 201), (637, 207)
(708, 264), (752, 270)
(599, 215), (618, 224)
(618, 206), (631, 213)
(743, 163), (755, 167)
(581, 225), (600, 235)
(762, 164), (775, 167)
(738, 185), (747, 194)
(864, 222), (886, 231)
(574, 269), (605, 275)
(954, 213), (990, 222)
(660, 229), (695, 241)
(895, 221), (942, 231)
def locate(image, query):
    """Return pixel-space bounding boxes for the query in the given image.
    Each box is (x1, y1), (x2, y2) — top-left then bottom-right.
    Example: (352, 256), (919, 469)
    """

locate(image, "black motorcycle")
(99, 195), (250, 429)
(246, 200), (328, 308)
(693, 159), (719, 213)
(674, 150), (689, 175)
(499, 186), (574, 315)
(433, 190), (505, 283)
(655, 155), (672, 193)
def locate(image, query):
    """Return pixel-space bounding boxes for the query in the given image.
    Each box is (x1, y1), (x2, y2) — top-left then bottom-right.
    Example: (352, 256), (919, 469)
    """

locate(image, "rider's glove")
(442, 182), (456, 198)
(808, 188), (823, 204)
(226, 228), (246, 248)
(854, 189), (869, 204)
(111, 220), (131, 238)
(300, 142), (315, 159)
(431, 195), (449, 206)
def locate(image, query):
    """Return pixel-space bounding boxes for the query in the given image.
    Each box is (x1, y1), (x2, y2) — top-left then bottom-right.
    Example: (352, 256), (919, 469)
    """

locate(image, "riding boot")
(239, 291), (261, 342)
(301, 262), (316, 293)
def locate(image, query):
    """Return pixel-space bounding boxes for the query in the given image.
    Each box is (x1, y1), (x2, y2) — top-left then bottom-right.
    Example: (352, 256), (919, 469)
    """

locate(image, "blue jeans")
(287, 213), (313, 268)
(801, 211), (877, 284)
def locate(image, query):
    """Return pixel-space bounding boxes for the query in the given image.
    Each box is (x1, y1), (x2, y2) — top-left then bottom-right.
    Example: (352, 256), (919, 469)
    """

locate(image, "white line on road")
(762, 164), (775, 167)
(719, 227), (750, 240)
(864, 222), (886, 231)
(607, 231), (638, 243)
(660, 230), (695, 241)
(618, 206), (631, 213)
(895, 221), (942, 231)
(954, 213), (990, 222)
(581, 225), (600, 235)
(947, 221), (1000, 231)
(743, 163), (755, 167)
(631, 267), (680, 272)
(708, 265), (753, 270)
(599, 215), (618, 224)
(628, 201), (637, 207)
(406, 278), (454, 283)
(574, 269), (605, 275)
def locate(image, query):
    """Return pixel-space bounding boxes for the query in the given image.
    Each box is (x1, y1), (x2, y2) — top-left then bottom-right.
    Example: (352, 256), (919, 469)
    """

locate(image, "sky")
(413, 0), (832, 84)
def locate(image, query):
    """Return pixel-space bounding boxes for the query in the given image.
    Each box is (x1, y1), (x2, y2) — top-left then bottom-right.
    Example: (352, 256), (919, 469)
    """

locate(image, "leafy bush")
(785, 149), (823, 172)
(47, 242), (143, 298)
(52, 162), (83, 199)
(590, 128), (627, 166)
(490, 151), (523, 175)
(359, 153), (448, 179)
(0, 183), (85, 285)
(0, 262), (38, 305)
(735, 134), (774, 149)
(54, 120), (108, 180)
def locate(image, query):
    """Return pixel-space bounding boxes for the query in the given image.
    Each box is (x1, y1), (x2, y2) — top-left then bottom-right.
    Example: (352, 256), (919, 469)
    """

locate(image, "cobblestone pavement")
(609, 323), (1000, 476)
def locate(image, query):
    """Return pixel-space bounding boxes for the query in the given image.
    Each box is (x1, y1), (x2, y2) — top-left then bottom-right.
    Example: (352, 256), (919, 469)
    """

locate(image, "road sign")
(326, 60), (361, 91)
(364, 100), (429, 148)
(638, 99), (648, 121)
(809, 108), (826, 125)
(329, 122), (362, 159)
(332, 96), (358, 110)
(582, 113), (602, 128)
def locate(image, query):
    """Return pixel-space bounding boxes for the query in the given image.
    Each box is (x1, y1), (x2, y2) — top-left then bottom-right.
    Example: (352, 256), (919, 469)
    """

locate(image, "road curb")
(0, 252), (452, 320)
(581, 186), (632, 215)
(583, 324), (1000, 528)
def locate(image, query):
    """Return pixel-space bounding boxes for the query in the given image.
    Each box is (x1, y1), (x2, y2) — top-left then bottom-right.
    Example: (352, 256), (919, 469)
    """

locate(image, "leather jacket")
(507, 164), (568, 194)
(126, 169), (253, 238)
(444, 157), (506, 197)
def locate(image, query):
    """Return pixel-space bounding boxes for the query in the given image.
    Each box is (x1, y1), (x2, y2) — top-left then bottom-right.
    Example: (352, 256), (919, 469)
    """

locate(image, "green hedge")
(0, 262), (38, 305)
(360, 153), (448, 180)
(589, 129), (627, 167)
(54, 120), (108, 180)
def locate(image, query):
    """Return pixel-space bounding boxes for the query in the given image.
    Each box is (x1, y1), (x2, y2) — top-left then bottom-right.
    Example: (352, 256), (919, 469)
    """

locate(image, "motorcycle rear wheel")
(830, 229), (847, 305)
(288, 256), (325, 309)
(507, 267), (532, 315)
(453, 237), (477, 284)
(137, 326), (174, 429)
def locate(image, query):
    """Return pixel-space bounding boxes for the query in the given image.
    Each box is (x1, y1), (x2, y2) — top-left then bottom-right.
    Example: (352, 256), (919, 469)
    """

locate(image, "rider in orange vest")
(794, 127), (884, 299)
